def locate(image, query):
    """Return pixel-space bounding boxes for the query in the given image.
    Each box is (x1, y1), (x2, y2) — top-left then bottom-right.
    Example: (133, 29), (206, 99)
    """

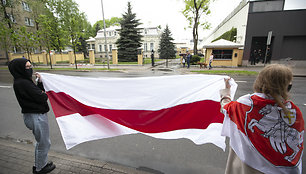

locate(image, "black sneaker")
(33, 161), (56, 174)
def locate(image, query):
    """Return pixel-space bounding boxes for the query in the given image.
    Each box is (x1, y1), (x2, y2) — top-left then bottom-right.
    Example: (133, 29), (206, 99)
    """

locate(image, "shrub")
(191, 55), (201, 65)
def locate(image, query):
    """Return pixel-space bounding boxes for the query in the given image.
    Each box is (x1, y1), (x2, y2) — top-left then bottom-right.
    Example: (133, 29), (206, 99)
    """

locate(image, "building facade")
(86, 26), (162, 59)
(203, 0), (249, 45)
(203, 0), (306, 66)
(0, 0), (38, 63)
(243, 0), (306, 66)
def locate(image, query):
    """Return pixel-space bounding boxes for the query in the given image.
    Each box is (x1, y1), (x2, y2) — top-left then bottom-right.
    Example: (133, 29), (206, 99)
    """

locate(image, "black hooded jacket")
(8, 58), (49, 114)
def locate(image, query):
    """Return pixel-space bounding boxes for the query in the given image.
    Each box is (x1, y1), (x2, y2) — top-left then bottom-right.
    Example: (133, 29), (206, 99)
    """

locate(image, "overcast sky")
(74, 0), (306, 41)
(74, 0), (242, 41)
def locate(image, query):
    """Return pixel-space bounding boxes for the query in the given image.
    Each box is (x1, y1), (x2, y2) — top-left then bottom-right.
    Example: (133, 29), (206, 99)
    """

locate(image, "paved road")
(0, 68), (305, 174)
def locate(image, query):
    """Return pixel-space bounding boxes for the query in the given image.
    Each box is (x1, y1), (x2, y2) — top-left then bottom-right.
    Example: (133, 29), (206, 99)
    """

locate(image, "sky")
(74, 0), (242, 41)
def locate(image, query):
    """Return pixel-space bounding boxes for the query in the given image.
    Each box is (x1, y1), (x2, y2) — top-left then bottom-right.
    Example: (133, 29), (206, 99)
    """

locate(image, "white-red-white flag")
(222, 93), (304, 174)
(41, 73), (237, 150)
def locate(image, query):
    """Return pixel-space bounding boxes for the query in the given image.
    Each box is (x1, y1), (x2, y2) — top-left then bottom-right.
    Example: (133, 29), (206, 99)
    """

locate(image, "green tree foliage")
(182, 0), (211, 55)
(0, 0), (19, 62)
(116, 2), (142, 62)
(92, 17), (121, 36)
(190, 55), (201, 64)
(37, 13), (58, 68)
(0, 21), (15, 63)
(48, 0), (89, 68)
(212, 27), (237, 43)
(15, 26), (39, 61)
(158, 25), (176, 67)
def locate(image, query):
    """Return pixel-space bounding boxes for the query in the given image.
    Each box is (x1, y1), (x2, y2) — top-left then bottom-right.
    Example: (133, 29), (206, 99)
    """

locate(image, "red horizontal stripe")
(47, 91), (224, 133)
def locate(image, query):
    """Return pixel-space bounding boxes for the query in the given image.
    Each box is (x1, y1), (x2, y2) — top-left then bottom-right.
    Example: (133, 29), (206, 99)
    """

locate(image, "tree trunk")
(74, 49), (77, 69)
(48, 52), (53, 69)
(193, 14), (199, 55)
(47, 46), (53, 69)
(166, 58), (168, 68)
(5, 50), (9, 63)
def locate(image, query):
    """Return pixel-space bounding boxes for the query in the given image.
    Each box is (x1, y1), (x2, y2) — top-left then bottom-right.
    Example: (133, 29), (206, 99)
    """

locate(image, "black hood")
(8, 58), (32, 80)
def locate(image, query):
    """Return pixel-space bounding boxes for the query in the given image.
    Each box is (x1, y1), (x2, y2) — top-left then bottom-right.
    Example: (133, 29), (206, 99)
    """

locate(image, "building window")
(22, 1), (31, 12)
(2, 0), (6, 5)
(144, 43), (147, 52)
(25, 17), (34, 26)
(8, 14), (16, 23)
(99, 45), (102, 52)
(150, 43), (154, 51)
(104, 45), (107, 52)
(91, 44), (95, 50)
(212, 50), (233, 60)
(109, 44), (112, 52)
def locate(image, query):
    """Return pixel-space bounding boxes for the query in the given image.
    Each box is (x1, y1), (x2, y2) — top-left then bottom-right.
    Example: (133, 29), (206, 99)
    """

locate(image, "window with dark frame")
(212, 49), (233, 60)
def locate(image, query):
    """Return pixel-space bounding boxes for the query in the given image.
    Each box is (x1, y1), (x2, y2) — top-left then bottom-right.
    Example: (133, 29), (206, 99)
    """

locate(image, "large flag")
(222, 93), (304, 173)
(40, 73), (237, 150)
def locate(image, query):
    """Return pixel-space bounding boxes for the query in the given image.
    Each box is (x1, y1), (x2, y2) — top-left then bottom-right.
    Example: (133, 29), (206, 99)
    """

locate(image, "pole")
(101, 0), (110, 69)
(264, 31), (272, 67)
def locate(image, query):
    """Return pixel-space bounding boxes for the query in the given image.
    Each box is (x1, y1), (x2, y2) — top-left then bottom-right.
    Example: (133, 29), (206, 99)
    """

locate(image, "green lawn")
(192, 70), (258, 75)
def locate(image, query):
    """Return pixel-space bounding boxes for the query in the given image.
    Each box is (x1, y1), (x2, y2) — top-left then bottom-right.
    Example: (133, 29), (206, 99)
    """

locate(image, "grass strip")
(191, 70), (258, 75)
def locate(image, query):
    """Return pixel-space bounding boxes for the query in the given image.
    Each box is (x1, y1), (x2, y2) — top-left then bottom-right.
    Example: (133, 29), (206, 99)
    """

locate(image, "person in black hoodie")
(8, 58), (56, 174)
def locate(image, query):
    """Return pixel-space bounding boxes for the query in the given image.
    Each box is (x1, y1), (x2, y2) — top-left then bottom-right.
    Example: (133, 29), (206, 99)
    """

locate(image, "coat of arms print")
(247, 97), (304, 167)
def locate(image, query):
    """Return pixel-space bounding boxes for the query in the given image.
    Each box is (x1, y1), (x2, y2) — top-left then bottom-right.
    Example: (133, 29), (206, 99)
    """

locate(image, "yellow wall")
(205, 48), (243, 67)
(9, 52), (84, 64)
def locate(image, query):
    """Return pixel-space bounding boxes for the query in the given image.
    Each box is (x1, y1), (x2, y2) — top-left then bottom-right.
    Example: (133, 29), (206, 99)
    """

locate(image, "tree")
(53, 0), (88, 69)
(212, 27), (237, 43)
(116, 2), (142, 62)
(158, 25), (176, 67)
(93, 17), (121, 36)
(37, 13), (58, 68)
(94, 23), (101, 35)
(0, 0), (19, 63)
(77, 19), (93, 58)
(27, 0), (50, 52)
(182, 0), (211, 55)
(0, 21), (15, 63)
(15, 26), (39, 61)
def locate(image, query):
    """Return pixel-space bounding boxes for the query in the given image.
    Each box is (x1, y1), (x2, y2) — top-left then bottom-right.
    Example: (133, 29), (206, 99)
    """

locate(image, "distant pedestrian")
(186, 51), (191, 69)
(8, 58), (56, 174)
(22, 55), (26, 59)
(182, 56), (186, 68)
(151, 50), (155, 67)
(209, 53), (214, 69)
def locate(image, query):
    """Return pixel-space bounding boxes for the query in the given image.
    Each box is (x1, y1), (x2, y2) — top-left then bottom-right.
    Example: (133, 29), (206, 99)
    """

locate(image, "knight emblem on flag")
(247, 96), (304, 167)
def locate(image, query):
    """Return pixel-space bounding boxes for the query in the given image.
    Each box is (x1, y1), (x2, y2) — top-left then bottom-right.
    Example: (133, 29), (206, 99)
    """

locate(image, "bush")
(191, 55), (201, 65)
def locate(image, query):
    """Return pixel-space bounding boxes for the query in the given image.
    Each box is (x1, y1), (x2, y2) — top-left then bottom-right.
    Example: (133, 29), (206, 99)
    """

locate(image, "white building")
(86, 26), (162, 59)
(203, 0), (249, 45)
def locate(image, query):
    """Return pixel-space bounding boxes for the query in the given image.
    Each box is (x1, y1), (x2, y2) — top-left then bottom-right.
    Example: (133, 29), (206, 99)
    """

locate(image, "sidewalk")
(0, 138), (153, 174)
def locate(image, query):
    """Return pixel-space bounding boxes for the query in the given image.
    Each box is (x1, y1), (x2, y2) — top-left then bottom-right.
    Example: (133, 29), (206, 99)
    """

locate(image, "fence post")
(69, 51), (74, 64)
(137, 48), (143, 65)
(89, 49), (95, 64)
(112, 49), (118, 65)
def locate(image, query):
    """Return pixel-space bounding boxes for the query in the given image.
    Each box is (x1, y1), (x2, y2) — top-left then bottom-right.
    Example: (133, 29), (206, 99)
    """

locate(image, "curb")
(0, 138), (153, 174)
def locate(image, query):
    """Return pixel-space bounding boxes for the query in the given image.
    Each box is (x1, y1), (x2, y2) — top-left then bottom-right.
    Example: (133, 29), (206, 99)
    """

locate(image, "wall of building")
(243, 9), (306, 65)
(204, 48), (243, 67)
(8, 52), (84, 64)
(0, 0), (41, 63)
(91, 27), (161, 59)
(203, 0), (249, 45)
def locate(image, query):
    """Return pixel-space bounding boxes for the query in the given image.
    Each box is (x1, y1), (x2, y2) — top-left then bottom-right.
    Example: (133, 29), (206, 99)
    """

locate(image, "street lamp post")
(101, 0), (110, 69)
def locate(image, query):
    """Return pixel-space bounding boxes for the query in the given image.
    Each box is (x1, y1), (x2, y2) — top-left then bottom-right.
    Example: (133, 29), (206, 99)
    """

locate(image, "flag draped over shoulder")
(40, 73), (237, 150)
(222, 93), (304, 173)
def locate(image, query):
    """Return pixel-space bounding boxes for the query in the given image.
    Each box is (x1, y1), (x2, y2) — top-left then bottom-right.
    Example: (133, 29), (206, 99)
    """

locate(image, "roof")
(203, 39), (244, 48)
(86, 37), (95, 42)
